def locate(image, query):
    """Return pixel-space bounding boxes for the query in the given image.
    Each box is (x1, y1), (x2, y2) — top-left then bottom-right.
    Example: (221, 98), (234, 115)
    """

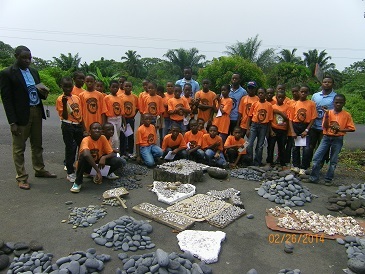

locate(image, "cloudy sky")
(0, 0), (364, 70)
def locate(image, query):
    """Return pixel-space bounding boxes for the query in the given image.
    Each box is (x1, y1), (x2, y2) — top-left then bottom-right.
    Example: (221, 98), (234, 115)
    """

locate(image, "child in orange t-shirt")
(71, 122), (125, 193)
(168, 85), (191, 132)
(246, 88), (274, 166)
(184, 119), (205, 163)
(212, 84), (233, 144)
(116, 76), (126, 96)
(78, 75), (107, 131)
(266, 88), (276, 105)
(119, 81), (138, 156)
(142, 82), (164, 129)
(308, 94), (355, 185)
(104, 80), (124, 149)
(71, 71), (85, 96)
(224, 127), (248, 168)
(136, 114), (163, 167)
(195, 79), (216, 123)
(198, 118), (208, 134)
(288, 85), (317, 174)
(266, 90), (290, 168)
(95, 80), (107, 97)
(138, 79), (150, 115)
(238, 81), (259, 137)
(56, 77), (85, 182)
(162, 125), (187, 160)
(163, 82), (175, 137)
(202, 125), (228, 168)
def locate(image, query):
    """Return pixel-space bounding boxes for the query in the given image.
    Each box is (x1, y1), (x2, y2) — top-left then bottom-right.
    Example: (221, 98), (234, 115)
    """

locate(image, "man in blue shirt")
(175, 67), (200, 98)
(309, 76), (337, 163)
(0, 46), (57, 190)
(228, 73), (247, 134)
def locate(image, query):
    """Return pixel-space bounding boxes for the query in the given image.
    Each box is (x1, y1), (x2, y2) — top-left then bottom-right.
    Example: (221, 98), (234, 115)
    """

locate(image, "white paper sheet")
(164, 151), (176, 160)
(216, 109), (222, 117)
(90, 165), (110, 176)
(183, 116), (190, 126)
(295, 136), (307, 146)
(122, 123), (133, 137)
(238, 141), (249, 153)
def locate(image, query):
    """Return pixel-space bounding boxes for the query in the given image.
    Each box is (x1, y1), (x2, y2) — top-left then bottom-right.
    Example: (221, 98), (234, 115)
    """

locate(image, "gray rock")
(94, 237), (107, 246)
(0, 254), (9, 271)
(348, 258), (365, 274)
(156, 249), (169, 267)
(337, 238), (345, 245)
(246, 269), (258, 274)
(246, 214), (254, 219)
(345, 236), (357, 243)
(257, 188), (266, 196)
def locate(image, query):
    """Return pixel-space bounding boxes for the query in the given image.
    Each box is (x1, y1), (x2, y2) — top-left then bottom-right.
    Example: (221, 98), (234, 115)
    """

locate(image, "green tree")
(225, 35), (276, 72)
(141, 57), (178, 83)
(52, 53), (81, 71)
(267, 62), (311, 88)
(89, 67), (120, 93)
(163, 48), (206, 77)
(277, 48), (302, 64)
(0, 41), (15, 67)
(303, 49), (335, 76)
(89, 57), (125, 77)
(32, 57), (52, 70)
(121, 50), (145, 78)
(197, 56), (266, 92)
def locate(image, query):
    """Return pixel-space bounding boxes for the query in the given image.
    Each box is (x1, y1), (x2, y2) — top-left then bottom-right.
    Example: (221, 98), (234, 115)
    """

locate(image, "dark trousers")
(267, 128), (287, 166)
(226, 148), (239, 163)
(120, 118), (135, 155)
(75, 155), (125, 185)
(229, 120), (238, 135)
(292, 122), (311, 169)
(61, 122), (84, 174)
(285, 136), (294, 166)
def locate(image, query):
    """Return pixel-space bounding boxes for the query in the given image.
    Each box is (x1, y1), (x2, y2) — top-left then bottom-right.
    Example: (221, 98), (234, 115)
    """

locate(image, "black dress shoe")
(35, 171), (57, 178)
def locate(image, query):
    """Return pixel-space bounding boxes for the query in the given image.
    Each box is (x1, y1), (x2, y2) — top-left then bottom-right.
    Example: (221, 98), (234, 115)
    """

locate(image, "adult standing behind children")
(0, 45), (57, 190)
(229, 73), (247, 134)
(175, 67), (200, 98)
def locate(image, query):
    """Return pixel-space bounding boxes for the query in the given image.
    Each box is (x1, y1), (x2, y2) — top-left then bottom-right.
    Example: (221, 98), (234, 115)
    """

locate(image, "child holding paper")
(162, 125), (187, 160)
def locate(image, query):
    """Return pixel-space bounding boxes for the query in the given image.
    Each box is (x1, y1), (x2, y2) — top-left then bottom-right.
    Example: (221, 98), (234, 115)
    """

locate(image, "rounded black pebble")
(0, 254), (9, 271)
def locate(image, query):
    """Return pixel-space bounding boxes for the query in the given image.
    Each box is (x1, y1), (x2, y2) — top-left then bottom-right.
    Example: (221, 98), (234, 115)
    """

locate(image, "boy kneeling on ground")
(70, 122), (125, 193)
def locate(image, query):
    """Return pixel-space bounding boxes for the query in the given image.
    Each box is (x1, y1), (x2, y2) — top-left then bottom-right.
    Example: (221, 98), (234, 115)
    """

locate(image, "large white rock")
(152, 181), (196, 205)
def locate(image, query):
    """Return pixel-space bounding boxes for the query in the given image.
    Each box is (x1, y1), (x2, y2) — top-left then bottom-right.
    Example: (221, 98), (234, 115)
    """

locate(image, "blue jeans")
(140, 145), (163, 167)
(163, 117), (172, 137)
(204, 149), (227, 167)
(188, 149), (205, 163)
(247, 122), (268, 166)
(310, 135), (343, 182)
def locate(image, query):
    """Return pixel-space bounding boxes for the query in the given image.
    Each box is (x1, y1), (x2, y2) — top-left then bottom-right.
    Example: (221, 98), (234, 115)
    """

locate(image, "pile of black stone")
(337, 236), (365, 274)
(111, 163), (148, 190)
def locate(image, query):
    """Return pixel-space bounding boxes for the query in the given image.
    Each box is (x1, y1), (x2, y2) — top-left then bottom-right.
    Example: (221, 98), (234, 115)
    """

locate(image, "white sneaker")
(106, 172), (119, 179)
(70, 183), (81, 193)
(291, 167), (300, 173)
(67, 173), (76, 183)
(64, 165), (67, 171)
(299, 169), (306, 175)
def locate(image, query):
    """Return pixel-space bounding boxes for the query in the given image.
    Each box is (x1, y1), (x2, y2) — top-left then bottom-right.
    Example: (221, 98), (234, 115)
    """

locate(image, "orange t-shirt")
(323, 110), (355, 136)
(79, 90), (107, 131)
(238, 95), (259, 129)
(142, 95), (164, 116)
(138, 91), (149, 113)
(289, 100), (317, 123)
(184, 130), (204, 149)
(224, 135), (246, 155)
(195, 90), (217, 122)
(168, 97), (191, 121)
(202, 134), (223, 151)
(119, 93), (139, 118)
(162, 133), (187, 151)
(104, 95), (124, 117)
(117, 89), (125, 96)
(212, 97), (233, 134)
(249, 101), (274, 124)
(200, 129), (207, 134)
(72, 87), (85, 97)
(271, 103), (290, 130)
(162, 93), (174, 118)
(56, 94), (83, 123)
(136, 124), (157, 147)
(79, 135), (113, 161)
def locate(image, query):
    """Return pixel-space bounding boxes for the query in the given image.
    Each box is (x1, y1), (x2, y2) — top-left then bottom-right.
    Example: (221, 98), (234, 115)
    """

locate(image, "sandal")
(18, 181), (30, 190)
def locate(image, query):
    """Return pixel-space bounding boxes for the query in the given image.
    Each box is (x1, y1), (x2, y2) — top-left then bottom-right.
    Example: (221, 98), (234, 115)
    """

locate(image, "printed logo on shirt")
(201, 98), (209, 106)
(176, 103), (184, 116)
(296, 108), (307, 122)
(90, 148), (99, 161)
(113, 102), (121, 116)
(148, 102), (157, 115)
(124, 101), (133, 116)
(258, 109), (267, 122)
(329, 121), (340, 134)
(189, 140), (197, 149)
(231, 98), (237, 110)
(28, 85), (39, 105)
(275, 113), (286, 126)
(86, 98), (98, 114)
(70, 103), (81, 122)
(148, 134), (155, 144)
(245, 103), (252, 115)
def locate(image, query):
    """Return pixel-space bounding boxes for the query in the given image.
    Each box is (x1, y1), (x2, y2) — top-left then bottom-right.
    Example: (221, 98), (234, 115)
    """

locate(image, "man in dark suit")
(0, 45), (56, 190)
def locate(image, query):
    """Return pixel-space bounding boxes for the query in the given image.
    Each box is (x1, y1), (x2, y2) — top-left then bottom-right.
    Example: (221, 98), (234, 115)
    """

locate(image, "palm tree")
(52, 53), (81, 71)
(277, 48), (302, 64)
(225, 35), (276, 72)
(163, 48), (206, 77)
(303, 49), (335, 76)
(121, 50), (144, 78)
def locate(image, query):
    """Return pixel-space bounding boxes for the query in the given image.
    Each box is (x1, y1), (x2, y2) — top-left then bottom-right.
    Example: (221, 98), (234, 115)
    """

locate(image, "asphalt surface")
(0, 103), (364, 274)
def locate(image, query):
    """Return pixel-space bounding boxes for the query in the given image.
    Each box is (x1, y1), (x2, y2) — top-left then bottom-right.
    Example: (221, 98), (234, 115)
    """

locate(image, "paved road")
(0, 103), (364, 273)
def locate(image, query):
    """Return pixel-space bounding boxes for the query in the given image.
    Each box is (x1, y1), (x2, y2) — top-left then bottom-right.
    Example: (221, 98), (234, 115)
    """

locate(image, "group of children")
(56, 72), (356, 193)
